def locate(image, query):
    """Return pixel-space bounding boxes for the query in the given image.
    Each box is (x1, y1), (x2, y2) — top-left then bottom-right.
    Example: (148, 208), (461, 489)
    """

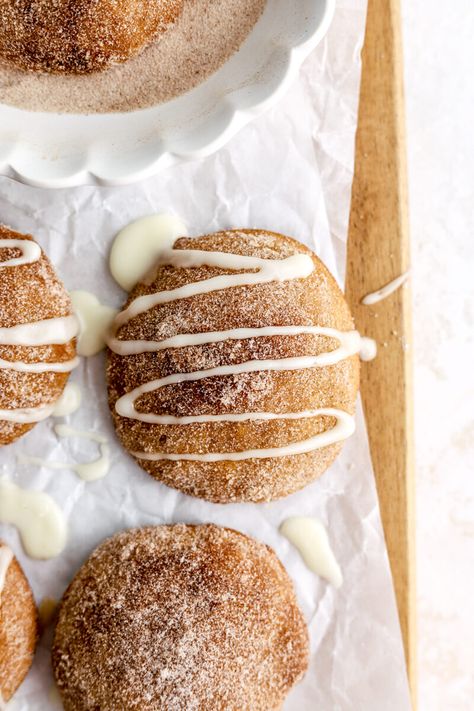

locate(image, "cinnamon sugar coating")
(106, 229), (359, 503)
(0, 225), (76, 446)
(0, 0), (183, 74)
(0, 543), (38, 703)
(52, 524), (309, 710)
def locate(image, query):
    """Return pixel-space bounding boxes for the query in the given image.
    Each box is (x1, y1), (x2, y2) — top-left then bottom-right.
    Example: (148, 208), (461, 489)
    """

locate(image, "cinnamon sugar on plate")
(0, 0), (266, 114)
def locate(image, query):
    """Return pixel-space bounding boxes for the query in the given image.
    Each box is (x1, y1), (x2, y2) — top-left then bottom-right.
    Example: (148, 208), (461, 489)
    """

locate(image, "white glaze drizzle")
(108, 246), (368, 461)
(0, 543), (13, 596)
(0, 237), (78, 375)
(0, 315), (79, 346)
(0, 239), (79, 422)
(280, 516), (343, 588)
(55, 425), (110, 481)
(114, 250), (315, 327)
(0, 382), (81, 424)
(117, 358), (353, 425)
(0, 315), (79, 421)
(0, 354), (79, 373)
(0, 479), (67, 559)
(18, 425), (110, 482)
(361, 269), (411, 305)
(132, 409), (355, 463)
(0, 402), (56, 424)
(109, 325), (363, 359)
(0, 238), (41, 268)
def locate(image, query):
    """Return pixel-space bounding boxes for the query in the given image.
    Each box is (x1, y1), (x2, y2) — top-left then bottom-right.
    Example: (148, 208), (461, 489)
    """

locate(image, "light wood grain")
(345, 0), (416, 704)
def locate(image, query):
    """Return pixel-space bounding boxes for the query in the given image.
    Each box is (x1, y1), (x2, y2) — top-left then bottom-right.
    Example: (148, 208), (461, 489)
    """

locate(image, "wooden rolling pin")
(346, 0), (416, 705)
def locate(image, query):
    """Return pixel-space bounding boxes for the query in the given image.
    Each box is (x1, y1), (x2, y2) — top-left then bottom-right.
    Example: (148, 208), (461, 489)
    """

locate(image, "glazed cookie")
(0, 0), (184, 74)
(0, 541), (38, 705)
(52, 524), (309, 710)
(107, 229), (360, 502)
(0, 225), (78, 446)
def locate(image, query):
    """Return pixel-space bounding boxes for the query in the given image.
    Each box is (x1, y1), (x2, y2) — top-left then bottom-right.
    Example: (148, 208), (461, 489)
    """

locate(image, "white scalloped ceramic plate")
(0, 0), (334, 188)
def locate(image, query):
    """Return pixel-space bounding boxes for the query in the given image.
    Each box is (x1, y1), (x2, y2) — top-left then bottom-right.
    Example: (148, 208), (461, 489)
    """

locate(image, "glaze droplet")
(280, 516), (343, 588)
(0, 479), (67, 559)
(70, 291), (117, 357)
(110, 213), (188, 291)
(52, 383), (82, 417)
(359, 337), (377, 361)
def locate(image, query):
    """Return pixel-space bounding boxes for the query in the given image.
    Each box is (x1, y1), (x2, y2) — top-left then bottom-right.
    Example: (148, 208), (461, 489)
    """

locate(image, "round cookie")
(52, 524), (309, 710)
(0, 541), (38, 705)
(0, 226), (78, 446)
(0, 0), (184, 74)
(107, 229), (360, 503)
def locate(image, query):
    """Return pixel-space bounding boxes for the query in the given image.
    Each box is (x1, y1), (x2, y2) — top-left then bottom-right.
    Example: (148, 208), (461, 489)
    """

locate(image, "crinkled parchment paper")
(0, 1), (411, 708)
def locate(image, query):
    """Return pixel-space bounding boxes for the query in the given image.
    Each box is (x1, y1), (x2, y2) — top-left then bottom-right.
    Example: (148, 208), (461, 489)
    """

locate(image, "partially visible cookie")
(0, 225), (78, 446)
(0, 0), (184, 74)
(0, 541), (38, 704)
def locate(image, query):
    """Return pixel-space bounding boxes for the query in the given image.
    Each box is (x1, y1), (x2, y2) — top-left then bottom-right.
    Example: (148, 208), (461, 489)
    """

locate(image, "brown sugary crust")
(0, 543), (38, 703)
(0, 225), (76, 446)
(107, 229), (359, 503)
(0, 0), (184, 74)
(52, 524), (309, 711)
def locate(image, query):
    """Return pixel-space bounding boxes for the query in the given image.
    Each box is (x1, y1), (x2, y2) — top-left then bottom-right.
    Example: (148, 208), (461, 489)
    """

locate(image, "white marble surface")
(402, 1), (474, 708)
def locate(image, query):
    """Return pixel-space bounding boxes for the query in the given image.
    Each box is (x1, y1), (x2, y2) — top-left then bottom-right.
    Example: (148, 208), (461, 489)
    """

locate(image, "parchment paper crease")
(0, 1), (412, 708)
